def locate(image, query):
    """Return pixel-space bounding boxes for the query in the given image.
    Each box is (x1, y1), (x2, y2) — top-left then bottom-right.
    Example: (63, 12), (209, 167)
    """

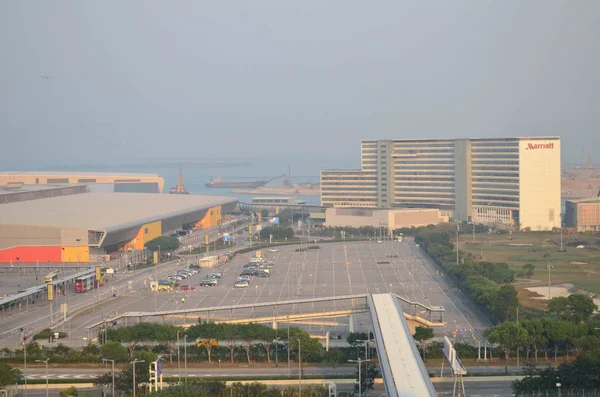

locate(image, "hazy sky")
(1, 1), (599, 170)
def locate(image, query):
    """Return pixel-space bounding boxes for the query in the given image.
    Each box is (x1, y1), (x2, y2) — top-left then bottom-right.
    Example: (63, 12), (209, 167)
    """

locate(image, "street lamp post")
(468, 222), (475, 243)
(102, 359), (115, 396)
(559, 212), (565, 252)
(130, 359), (145, 397)
(184, 335), (188, 384)
(516, 307), (520, 375)
(547, 263), (554, 300)
(177, 330), (181, 383)
(35, 359), (50, 397)
(297, 339), (301, 396)
(456, 224), (460, 266)
(23, 340), (27, 397)
(349, 358), (372, 397)
(357, 339), (372, 396)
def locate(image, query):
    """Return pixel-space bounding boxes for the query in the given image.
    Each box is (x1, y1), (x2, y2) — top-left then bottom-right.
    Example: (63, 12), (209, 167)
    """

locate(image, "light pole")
(35, 359), (50, 397)
(547, 263), (554, 300)
(297, 339), (301, 396)
(154, 245), (160, 312)
(130, 359), (145, 397)
(102, 359), (115, 396)
(516, 307), (520, 375)
(559, 212), (564, 252)
(349, 358), (371, 397)
(287, 325), (291, 377)
(23, 340), (27, 397)
(468, 222), (475, 243)
(184, 334), (188, 384)
(456, 224), (460, 266)
(357, 338), (372, 396)
(177, 330), (181, 383)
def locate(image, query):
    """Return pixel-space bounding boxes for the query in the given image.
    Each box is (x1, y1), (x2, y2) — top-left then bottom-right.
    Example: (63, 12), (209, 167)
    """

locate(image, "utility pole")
(184, 335), (188, 384)
(23, 340), (27, 397)
(35, 359), (50, 397)
(456, 224), (460, 266)
(177, 330), (181, 383)
(130, 359), (145, 397)
(297, 339), (301, 396)
(547, 263), (554, 300)
(516, 307), (520, 375)
(349, 358), (371, 397)
(287, 326), (291, 377)
(102, 359), (115, 396)
(154, 245), (160, 312)
(560, 212), (564, 252)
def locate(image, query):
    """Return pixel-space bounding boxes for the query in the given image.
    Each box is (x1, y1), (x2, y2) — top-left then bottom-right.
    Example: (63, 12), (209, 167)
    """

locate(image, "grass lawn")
(458, 231), (600, 309)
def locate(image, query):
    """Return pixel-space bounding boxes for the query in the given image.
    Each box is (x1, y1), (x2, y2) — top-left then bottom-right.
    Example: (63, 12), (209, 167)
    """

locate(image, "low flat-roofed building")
(0, 192), (237, 263)
(565, 197), (600, 232)
(325, 207), (447, 229)
(252, 197), (299, 206)
(0, 171), (165, 193)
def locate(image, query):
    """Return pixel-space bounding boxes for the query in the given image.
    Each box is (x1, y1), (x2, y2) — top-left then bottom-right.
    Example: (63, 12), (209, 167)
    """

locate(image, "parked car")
(268, 248), (278, 252)
(234, 279), (249, 288)
(255, 270), (270, 278)
(240, 268), (255, 276)
(199, 279), (218, 287)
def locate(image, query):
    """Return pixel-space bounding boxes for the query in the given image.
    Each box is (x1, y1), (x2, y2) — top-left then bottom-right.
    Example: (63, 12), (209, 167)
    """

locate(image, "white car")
(377, 240), (383, 243)
(268, 248), (278, 252)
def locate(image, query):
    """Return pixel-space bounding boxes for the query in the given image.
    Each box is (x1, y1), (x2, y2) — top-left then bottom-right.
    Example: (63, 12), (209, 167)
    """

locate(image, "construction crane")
(169, 165), (189, 194)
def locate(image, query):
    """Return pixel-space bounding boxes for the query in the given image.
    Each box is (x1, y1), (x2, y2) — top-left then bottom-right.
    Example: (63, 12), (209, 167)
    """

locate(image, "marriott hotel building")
(320, 137), (561, 231)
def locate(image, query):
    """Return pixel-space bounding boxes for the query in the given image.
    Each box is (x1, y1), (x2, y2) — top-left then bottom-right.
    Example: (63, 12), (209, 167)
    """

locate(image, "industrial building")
(565, 197), (600, 232)
(321, 136), (561, 231)
(325, 208), (447, 229)
(0, 185), (236, 264)
(0, 171), (165, 193)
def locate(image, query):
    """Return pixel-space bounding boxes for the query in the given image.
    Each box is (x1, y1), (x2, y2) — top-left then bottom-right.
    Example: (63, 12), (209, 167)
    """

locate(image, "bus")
(74, 272), (106, 293)
(43, 271), (58, 283)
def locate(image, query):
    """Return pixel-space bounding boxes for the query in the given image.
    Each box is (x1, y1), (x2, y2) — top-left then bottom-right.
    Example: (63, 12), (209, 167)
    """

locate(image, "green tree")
(486, 321), (529, 374)
(545, 320), (572, 362)
(101, 341), (129, 362)
(346, 332), (369, 347)
(261, 209), (269, 219)
(492, 284), (520, 322)
(144, 235), (181, 252)
(324, 348), (345, 374)
(0, 363), (22, 387)
(413, 327), (435, 359)
(259, 226), (294, 240)
(522, 264), (535, 278)
(521, 319), (547, 362)
(549, 294), (598, 323)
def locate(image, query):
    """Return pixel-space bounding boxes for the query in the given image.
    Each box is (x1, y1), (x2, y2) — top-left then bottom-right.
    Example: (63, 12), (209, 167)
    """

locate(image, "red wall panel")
(0, 246), (62, 263)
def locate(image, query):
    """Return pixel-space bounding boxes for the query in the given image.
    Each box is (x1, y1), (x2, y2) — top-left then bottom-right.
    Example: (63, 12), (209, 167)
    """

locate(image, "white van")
(249, 257), (264, 263)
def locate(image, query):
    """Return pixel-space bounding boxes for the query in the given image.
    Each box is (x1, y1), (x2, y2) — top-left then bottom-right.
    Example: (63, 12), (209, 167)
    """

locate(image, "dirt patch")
(570, 261), (589, 265)
(517, 287), (548, 311)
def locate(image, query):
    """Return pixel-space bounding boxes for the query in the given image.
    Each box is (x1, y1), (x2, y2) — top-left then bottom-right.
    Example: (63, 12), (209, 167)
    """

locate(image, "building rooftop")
(360, 136), (560, 142)
(0, 171), (162, 178)
(566, 197), (600, 204)
(0, 192), (236, 231)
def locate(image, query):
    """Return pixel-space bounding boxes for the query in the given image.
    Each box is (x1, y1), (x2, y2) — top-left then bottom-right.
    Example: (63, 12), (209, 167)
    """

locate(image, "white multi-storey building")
(321, 137), (561, 231)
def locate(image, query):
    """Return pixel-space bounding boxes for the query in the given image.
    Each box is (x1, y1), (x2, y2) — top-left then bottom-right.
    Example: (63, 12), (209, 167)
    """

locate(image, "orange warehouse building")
(0, 186), (236, 264)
